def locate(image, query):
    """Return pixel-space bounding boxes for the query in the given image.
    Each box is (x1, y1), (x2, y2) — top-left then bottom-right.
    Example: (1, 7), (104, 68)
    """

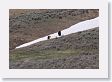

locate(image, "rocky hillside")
(9, 9), (99, 50)
(9, 27), (99, 69)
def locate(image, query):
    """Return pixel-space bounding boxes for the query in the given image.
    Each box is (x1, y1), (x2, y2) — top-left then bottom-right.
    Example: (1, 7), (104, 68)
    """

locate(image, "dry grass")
(9, 9), (99, 49)
(10, 27), (99, 69)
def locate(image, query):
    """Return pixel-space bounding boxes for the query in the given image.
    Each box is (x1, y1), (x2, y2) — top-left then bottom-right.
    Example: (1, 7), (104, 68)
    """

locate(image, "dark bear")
(47, 36), (51, 39)
(58, 31), (61, 36)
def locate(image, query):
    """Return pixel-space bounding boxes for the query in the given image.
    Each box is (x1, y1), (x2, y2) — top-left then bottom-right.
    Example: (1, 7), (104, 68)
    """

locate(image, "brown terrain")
(9, 9), (99, 50)
(10, 27), (99, 69)
(9, 9), (99, 69)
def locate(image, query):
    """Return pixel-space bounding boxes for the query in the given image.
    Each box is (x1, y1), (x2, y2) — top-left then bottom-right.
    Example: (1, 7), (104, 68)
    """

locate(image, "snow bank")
(15, 17), (99, 49)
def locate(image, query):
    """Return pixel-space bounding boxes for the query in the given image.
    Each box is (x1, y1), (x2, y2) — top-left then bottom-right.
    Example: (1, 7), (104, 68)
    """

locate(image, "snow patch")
(15, 17), (99, 49)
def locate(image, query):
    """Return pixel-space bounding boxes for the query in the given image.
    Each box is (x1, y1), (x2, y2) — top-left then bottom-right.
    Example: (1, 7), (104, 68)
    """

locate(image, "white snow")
(15, 17), (99, 49)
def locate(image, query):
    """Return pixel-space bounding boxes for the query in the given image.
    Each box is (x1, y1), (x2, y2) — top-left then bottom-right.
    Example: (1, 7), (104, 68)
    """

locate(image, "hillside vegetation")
(10, 27), (99, 69)
(9, 9), (99, 50)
